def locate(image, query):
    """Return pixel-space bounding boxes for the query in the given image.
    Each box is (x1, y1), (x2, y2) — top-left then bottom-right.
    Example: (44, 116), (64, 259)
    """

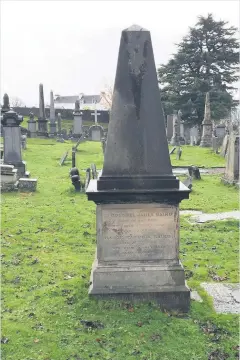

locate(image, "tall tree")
(158, 14), (239, 126)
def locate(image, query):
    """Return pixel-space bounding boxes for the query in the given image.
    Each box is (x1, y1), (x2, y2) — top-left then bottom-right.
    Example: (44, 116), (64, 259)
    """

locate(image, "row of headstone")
(0, 94), (37, 191)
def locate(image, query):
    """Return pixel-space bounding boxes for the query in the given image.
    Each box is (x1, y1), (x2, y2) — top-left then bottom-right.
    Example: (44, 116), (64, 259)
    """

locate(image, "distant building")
(54, 93), (107, 110)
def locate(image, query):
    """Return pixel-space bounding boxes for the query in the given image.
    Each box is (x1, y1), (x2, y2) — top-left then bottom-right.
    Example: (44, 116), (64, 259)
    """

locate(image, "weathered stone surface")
(222, 134), (239, 185)
(98, 25), (176, 190)
(89, 125), (104, 141)
(170, 111), (180, 146)
(220, 134), (229, 157)
(190, 290), (203, 303)
(201, 283), (240, 314)
(18, 178), (37, 192)
(37, 84), (48, 136)
(200, 92), (212, 147)
(166, 115), (173, 141)
(73, 106), (83, 136)
(86, 25), (190, 311)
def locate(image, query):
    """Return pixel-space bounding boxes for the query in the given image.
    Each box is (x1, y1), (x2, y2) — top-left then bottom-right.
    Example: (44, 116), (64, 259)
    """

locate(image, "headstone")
(59, 151), (68, 166)
(215, 124), (226, 139)
(89, 125), (104, 141)
(37, 84), (48, 137)
(200, 92), (212, 147)
(86, 25), (190, 311)
(170, 111), (180, 145)
(101, 137), (106, 155)
(188, 166), (201, 180)
(49, 90), (57, 136)
(182, 176), (192, 190)
(0, 164), (18, 191)
(69, 167), (81, 191)
(169, 146), (176, 155)
(176, 147), (182, 160)
(73, 100), (83, 137)
(21, 134), (27, 150)
(166, 114), (173, 141)
(183, 125), (191, 145)
(190, 126), (199, 146)
(85, 168), (91, 191)
(72, 148), (76, 168)
(61, 129), (68, 139)
(82, 125), (90, 138)
(18, 178), (37, 192)
(222, 134), (239, 185)
(57, 113), (62, 134)
(91, 163), (97, 179)
(220, 134), (229, 157)
(212, 136), (218, 153)
(1, 109), (27, 177)
(27, 112), (37, 138)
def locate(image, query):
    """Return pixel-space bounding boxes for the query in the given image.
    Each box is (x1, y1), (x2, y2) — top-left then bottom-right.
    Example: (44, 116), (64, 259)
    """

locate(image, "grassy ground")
(1, 139), (239, 360)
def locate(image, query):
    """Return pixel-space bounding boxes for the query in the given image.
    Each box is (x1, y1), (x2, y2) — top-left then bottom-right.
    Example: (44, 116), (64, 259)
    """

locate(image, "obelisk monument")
(37, 84), (48, 137)
(86, 25), (190, 311)
(200, 92), (212, 147)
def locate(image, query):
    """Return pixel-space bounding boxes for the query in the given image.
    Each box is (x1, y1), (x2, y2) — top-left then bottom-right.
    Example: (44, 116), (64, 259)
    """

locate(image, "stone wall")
(13, 107), (110, 123)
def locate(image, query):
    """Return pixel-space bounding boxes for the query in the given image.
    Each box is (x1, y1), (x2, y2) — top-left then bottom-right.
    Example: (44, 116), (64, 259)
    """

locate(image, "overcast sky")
(1, 0), (239, 106)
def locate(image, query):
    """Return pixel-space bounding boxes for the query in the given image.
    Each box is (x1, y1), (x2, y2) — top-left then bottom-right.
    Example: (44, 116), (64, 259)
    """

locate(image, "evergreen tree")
(158, 14), (239, 126)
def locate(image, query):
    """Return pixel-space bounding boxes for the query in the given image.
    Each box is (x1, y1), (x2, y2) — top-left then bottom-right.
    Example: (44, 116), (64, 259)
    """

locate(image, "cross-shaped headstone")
(91, 104), (100, 125)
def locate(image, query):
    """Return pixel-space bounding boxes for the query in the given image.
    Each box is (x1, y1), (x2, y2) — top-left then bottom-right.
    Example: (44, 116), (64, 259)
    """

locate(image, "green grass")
(1, 139), (239, 360)
(170, 146), (225, 167)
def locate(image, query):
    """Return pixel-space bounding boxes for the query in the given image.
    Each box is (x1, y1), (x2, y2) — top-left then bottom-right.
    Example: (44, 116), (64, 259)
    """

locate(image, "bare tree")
(10, 96), (25, 107)
(100, 82), (113, 110)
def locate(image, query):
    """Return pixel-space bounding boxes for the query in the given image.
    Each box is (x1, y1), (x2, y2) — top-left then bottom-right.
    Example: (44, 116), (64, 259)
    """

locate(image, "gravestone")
(18, 178), (37, 192)
(91, 163), (97, 179)
(169, 146), (176, 155)
(200, 92), (212, 147)
(1, 110), (27, 177)
(89, 125), (104, 141)
(101, 137), (106, 155)
(190, 126), (199, 146)
(222, 134), (239, 185)
(1, 93), (10, 114)
(85, 168), (91, 191)
(86, 25), (190, 311)
(166, 115), (173, 141)
(27, 112), (37, 138)
(188, 166), (201, 180)
(220, 134), (229, 157)
(170, 111), (180, 146)
(49, 90), (57, 136)
(69, 167), (81, 191)
(212, 136), (218, 153)
(37, 84), (48, 137)
(0, 164), (18, 191)
(59, 151), (68, 166)
(73, 100), (83, 137)
(216, 124), (226, 139)
(72, 148), (76, 167)
(82, 125), (90, 138)
(176, 147), (182, 160)
(57, 113), (62, 134)
(183, 125), (191, 145)
(21, 134), (27, 150)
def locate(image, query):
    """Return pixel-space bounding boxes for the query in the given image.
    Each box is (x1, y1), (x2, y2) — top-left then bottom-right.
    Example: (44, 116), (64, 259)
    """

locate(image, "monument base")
(199, 136), (212, 147)
(89, 258), (190, 311)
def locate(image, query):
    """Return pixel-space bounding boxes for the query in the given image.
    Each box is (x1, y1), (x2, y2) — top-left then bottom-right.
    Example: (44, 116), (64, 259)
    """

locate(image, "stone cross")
(91, 104), (100, 125)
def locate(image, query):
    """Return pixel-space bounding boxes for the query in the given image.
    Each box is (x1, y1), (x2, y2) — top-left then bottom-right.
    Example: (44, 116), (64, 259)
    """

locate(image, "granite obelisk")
(200, 92), (212, 147)
(86, 25), (190, 311)
(37, 84), (48, 137)
(49, 90), (57, 136)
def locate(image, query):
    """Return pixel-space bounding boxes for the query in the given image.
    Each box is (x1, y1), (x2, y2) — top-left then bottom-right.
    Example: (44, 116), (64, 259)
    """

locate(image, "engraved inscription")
(99, 205), (179, 261)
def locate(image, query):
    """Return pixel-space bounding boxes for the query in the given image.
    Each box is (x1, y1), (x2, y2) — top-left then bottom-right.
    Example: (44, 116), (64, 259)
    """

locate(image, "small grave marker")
(59, 151), (68, 166)
(169, 146), (176, 155)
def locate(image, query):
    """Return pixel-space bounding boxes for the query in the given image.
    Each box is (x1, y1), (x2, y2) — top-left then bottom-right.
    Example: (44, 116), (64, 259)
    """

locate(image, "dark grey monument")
(37, 84), (48, 137)
(1, 93), (10, 114)
(73, 100), (83, 137)
(86, 25), (190, 311)
(49, 90), (57, 136)
(27, 112), (37, 138)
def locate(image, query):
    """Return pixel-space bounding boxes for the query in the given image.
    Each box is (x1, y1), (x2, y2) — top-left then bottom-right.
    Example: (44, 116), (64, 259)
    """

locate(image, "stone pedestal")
(73, 112), (83, 137)
(27, 120), (37, 138)
(49, 122), (57, 136)
(37, 119), (48, 137)
(0, 164), (18, 191)
(200, 123), (212, 147)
